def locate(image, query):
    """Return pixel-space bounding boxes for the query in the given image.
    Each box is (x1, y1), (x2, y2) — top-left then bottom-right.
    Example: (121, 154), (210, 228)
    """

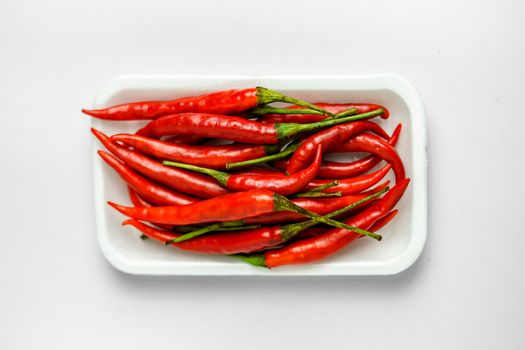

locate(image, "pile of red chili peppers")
(85, 87), (410, 268)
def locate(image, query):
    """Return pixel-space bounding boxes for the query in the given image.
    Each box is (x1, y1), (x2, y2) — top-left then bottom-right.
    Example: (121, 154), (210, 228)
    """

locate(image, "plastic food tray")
(92, 74), (427, 275)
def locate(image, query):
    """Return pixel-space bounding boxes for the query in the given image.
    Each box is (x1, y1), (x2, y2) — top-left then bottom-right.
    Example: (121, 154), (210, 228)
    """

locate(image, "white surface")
(93, 74), (427, 276)
(0, 0), (524, 348)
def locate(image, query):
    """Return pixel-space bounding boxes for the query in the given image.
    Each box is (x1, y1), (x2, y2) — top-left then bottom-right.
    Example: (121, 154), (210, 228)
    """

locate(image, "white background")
(1, 0), (524, 348)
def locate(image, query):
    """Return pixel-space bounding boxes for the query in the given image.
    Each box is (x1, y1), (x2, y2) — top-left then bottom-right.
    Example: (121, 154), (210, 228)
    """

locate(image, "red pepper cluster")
(85, 87), (410, 268)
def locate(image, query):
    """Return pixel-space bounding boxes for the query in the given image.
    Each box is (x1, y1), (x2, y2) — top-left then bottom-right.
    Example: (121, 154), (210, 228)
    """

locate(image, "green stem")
(279, 187), (389, 241)
(293, 181), (340, 197)
(226, 141), (300, 169)
(232, 254), (267, 267)
(256, 87), (335, 117)
(173, 225), (204, 233)
(162, 161), (230, 186)
(249, 106), (325, 116)
(273, 194), (382, 241)
(166, 220), (248, 244)
(214, 225), (260, 232)
(276, 108), (385, 142)
(332, 108), (358, 119)
(294, 191), (343, 198)
(304, 181), (339, 192)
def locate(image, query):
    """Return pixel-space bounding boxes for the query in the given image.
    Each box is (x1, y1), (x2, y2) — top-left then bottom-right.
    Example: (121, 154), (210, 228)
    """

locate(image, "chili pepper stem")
(249, 106), (325, 116)
(294, 191), (343, 198)
(279, 187), (388, 242)
(256, 87), (335, 117)
(233, 254), (267, 267)
(167, 219), (248, 244)
(273, 194), (382, 241)
(163, 161), (229, 186)
(226, 141), (300, 169)
(305, 181), (339, 192)
(275, 108), (385, 142)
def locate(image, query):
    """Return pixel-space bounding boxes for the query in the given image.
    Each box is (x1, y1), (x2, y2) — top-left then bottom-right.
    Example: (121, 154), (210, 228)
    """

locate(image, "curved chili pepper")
(136, 109), (385, 144)
(111, 133), (279, 170)
(304, 164), (392, 195)
(334, 132), (405, 182)
(316, 123), (402, 179)
(98, 150), (196, 206)
(245, 181), (390, 225)
(83, 87), (333, 121)
(92, 128), (228, 198)
(238, 178), (409, 268)
(286, 121), (389, 174)
(163, 146), (323, 196)
(259, 103), (389, 124)
(123, 188), (384, 254)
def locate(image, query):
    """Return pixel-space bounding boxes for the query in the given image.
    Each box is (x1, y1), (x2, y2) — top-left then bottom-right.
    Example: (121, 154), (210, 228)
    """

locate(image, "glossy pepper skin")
(137, 113), (278, 143)
(286, 121), (390, 174)
(164, 134), (206, 145)
(260, 103), (390, 124)
(304, 164), (392, 195)
(136, 109), (386, 144)
(316, 123), (402, 179)
(248, 178), (410, 268)
(98, 150), (196, 206)
(245, 181), (390, 225)
(162, 146), (323, 196)
(334, 132), (405, 182)
(111, 133), (278, 170)
(127, 186), (174, 231)
(91, 128), (228, 198)
(83, 88), (258, 120)
(109, 190), (279, 225)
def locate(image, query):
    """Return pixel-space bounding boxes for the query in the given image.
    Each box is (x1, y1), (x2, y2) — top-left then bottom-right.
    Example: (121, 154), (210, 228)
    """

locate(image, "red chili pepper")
(259, 103), (390, 124)
(245, 181), (390, 225)
(109, 190), (282, 225)
(127, 186), (174, 231)
(368, 209), (398, 232)
(333, 132), (406, 182)
(232, 167), (285, 177)
(164, 134), (205, 145)
(315, 123), (402, 179)
(92, 128), (228, 198)
(98, 150), (196, 206)
(83, 87), (333, 120)
(123, 188), (385, 254)
(238, 178), (409, 268)
(286, 121), (389, 174)
(162, 146), (323, 196)
(136, 109), (385, 144)
(111, 133), (279, 170)
(303, 164), (392, 195)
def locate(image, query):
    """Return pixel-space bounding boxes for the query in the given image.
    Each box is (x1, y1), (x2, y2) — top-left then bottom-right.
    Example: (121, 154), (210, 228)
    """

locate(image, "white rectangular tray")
(92, 74), (427, 276)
